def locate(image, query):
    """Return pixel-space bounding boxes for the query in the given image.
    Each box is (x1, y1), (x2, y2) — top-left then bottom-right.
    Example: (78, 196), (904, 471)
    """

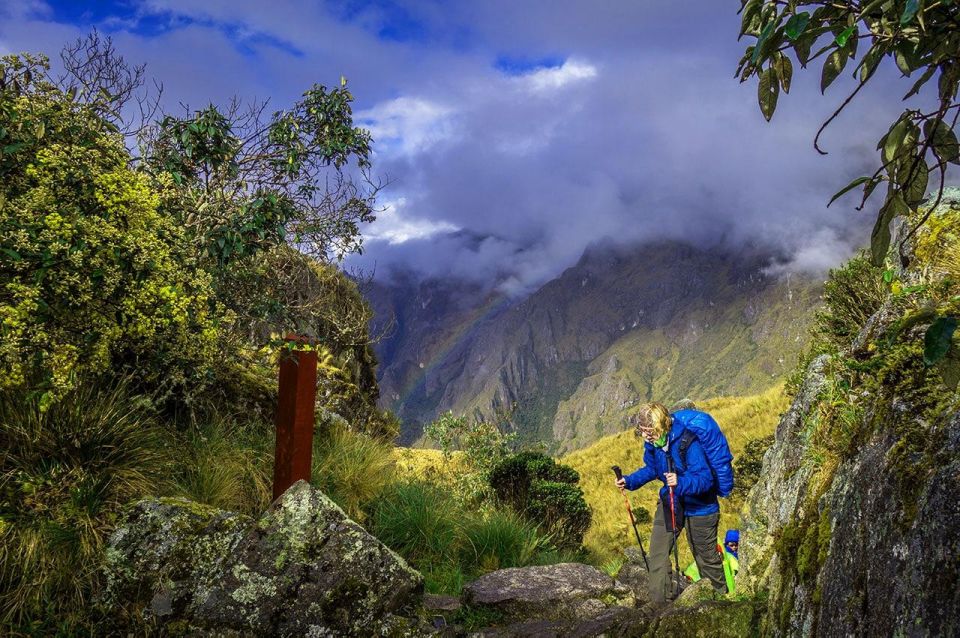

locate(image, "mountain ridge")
(368, 239), (823, 450)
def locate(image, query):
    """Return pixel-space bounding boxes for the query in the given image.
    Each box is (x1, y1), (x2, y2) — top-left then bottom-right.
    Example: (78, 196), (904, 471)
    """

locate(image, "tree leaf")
(835, 25), (857, 48)
(924, 118), (960, 164)
(859, 45), (884, 82)
(903, 65), (937, 99)
(2, 143), (25, 155)
(901, 0), (921, 25)
(752, 21), (777, 63)
(775, 54), (793, 93)
(899, 157), (929, 205)
(895, 46), (918, 76)
(924, 316), (957, 366)
(740, 0), (763, 36)
(821, 50), (847, 93)
(883, 119), (910, 164)
(785, 12), (811, 40)
(758, 67), (780, 121)
(871, 193), (908, 266)
(829, 176), (872, 207)
(794, 34), (813, 67)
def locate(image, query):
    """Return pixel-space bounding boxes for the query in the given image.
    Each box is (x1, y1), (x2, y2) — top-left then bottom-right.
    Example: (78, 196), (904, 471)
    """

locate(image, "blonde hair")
(631, 402), (671, 440)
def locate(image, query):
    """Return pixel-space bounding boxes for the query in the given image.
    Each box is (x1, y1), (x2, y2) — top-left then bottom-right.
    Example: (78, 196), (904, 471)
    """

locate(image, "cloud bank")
(1, 1), (938, 295)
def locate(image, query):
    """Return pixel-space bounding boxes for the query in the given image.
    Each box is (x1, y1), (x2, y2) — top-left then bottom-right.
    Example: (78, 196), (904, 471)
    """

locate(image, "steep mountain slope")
(369, 240), (822, 449)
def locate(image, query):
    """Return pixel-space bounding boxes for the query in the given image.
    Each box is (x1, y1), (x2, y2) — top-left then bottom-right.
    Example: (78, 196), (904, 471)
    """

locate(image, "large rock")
(473, 606), (651, 638)
(462, 563), (634, 623)
(103, 481), (423, 636)
(649, 600), (760, 638)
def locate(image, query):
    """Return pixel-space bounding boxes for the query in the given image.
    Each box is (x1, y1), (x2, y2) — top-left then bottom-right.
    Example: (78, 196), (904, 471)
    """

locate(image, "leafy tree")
(143, 82), (377, 267)
(737, 0), (960, 266)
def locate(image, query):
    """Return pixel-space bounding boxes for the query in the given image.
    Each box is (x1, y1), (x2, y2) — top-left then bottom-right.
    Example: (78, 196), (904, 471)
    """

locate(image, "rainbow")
(393, 292), (515, 412)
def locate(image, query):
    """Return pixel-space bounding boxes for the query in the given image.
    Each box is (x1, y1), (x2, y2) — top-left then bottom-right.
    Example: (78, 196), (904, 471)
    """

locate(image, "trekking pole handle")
(611, 465), (623, 480)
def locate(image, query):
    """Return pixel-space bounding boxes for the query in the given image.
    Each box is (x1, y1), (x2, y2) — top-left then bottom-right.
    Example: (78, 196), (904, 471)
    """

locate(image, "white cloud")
(519, 59), (597, 93)
(365, 198), (459, 245)
(358, 97), (456, 157)
(763, 228), (857, 277)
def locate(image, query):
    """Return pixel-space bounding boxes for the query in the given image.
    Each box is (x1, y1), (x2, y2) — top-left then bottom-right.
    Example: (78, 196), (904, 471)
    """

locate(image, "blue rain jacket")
(623, 410), (733, 516)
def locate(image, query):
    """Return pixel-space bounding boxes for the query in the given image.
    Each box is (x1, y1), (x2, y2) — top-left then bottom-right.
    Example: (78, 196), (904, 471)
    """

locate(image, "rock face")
(463, 563), (635, 622)
(102, 481), (423, 636)
(733, 203), (960, 636)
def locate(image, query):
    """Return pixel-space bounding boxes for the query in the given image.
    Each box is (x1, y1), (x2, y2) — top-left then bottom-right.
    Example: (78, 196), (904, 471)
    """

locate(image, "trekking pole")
(611, 466), (649, 570)
(666, 457), (682, 594)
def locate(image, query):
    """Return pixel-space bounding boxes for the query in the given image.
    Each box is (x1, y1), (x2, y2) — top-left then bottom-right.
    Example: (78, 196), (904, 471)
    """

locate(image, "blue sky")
(0, 1), (925, 293)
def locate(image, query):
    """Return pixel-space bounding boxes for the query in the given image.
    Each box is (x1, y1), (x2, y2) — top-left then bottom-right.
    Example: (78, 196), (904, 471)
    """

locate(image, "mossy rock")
(102, 482), (424, 636)
(650, 600), (758, 638)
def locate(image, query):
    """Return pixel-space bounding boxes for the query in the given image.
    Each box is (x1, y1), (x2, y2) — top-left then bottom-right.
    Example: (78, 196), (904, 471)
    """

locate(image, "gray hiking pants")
(647, 500), (726, 603)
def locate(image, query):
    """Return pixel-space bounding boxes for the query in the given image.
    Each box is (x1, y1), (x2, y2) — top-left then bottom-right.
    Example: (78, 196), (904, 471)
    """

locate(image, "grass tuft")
(312, 424), (396, 522)
(0, 382), (168, 629)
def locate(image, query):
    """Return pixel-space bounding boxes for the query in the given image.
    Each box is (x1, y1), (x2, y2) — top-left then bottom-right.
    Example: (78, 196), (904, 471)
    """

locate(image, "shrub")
(460, 508), (546, 572)
(813, 254), (887, 352)
(423, 411), (516, 504)
(732, 434), (774, 498)
(0, 381), (167, 629)
(488, 451), (592, 551)
(0, 54), (221, 409)
(312, 424), (396, 521)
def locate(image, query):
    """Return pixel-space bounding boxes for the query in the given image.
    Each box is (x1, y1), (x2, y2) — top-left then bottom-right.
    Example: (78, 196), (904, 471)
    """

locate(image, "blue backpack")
(672, 409), (735, 497)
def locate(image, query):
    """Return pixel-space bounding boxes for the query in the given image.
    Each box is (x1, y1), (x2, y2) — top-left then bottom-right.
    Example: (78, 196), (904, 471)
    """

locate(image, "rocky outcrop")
(102, 481), (423, 636)
(463, 563), (635, 623)
(462, 562), (650, 637)
(733, 204), (960, 636)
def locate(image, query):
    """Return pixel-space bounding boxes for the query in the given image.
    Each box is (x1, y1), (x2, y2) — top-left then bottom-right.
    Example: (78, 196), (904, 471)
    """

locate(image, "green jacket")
(683, 546), (739, 593)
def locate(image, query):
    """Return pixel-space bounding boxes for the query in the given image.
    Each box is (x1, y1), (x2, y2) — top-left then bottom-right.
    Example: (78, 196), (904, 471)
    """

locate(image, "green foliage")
(488, 451), (592, 551)
(733, 435), (775, 498)
(0, 381), (167, 630)
(368, 481), (461, 567)
(424, 411), (516, 503)
(460, 508), (546, 572)
(312, 424), (396, 522)
(816, 254), (887, 350)
(0, 54), (220, 406)
(172, 419), (272, 517)
(367, 479), (560, 595)
(737, 0), (960, 265)
(145, 80), (375, 263)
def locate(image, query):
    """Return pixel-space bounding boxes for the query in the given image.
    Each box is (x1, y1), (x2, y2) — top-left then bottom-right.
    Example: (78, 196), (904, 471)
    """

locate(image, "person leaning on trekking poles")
(614, 402), (734, 605)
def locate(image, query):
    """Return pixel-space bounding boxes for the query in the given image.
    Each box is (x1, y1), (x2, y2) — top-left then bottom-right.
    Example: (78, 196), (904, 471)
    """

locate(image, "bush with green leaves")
(311, 423), (396, 522)
(488, 451), (592, 551)
(0, 54), (220, 408)
(424, 411), (517, 503)
(367, 479), (555, 594)
(173, 418), (273, 517)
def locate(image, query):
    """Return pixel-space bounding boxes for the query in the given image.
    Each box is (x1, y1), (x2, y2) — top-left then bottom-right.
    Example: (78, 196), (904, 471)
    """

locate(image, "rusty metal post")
(273, 334), (318, 499)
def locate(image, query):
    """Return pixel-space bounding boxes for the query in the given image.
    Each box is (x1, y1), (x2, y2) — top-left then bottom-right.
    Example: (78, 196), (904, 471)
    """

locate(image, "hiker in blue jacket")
(614, 402), (734, 604)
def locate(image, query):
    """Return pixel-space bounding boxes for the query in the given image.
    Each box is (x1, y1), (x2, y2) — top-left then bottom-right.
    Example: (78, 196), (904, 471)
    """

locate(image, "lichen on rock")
(102, 481), (424, 636)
